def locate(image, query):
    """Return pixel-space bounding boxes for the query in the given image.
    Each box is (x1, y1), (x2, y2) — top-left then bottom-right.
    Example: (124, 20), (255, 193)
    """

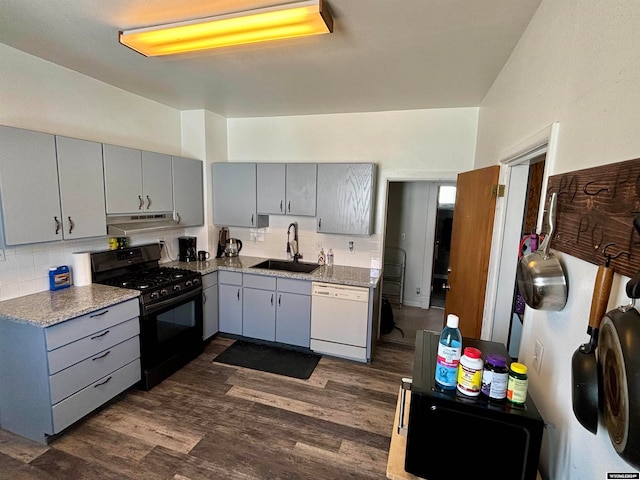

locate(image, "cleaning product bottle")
(327, 249), (334, 267)
(318, 248), (325, 265)
(434, 313), (462, 390)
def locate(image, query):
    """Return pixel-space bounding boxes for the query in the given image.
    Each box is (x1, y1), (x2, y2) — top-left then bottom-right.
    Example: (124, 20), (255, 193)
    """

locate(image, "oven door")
(139, 287), (203, 386)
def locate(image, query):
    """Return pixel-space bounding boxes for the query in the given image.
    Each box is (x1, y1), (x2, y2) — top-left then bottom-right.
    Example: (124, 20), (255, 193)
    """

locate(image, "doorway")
(380, 180), (455, 345)
(430, 185), (456, 308)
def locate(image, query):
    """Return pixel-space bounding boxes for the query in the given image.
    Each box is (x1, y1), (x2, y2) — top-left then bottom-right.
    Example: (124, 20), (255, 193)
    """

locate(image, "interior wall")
(475, 1), (640, 477)
(227, 109), (478, 267)
(0, 44), (188, 300)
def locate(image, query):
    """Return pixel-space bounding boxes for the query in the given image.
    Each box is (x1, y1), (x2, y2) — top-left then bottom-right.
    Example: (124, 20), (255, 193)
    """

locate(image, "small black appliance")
(178, 236), (197, 262)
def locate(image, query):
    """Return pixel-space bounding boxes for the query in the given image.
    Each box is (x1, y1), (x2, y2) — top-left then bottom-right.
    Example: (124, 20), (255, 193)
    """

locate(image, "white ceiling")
(0, 0), (541, 118)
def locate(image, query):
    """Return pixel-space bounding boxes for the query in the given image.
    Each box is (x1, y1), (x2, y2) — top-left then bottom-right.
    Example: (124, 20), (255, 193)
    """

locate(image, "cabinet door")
(219, 284), (243, 335)
(276, 292), (311, 348)
(103, 144), (143, 214)
(56, 136), (107, 239)
(203, 285), (219, 340)
(316, 163), (375, 235)
(243, 287), (276, 341)
(286, 164), (317, 216)
(172, 156), (203, 226)
(257, 163), (285, 214)
(213, 163), (260, 227)
(142, 151), (173, 213)
(0, 126), (61, 245)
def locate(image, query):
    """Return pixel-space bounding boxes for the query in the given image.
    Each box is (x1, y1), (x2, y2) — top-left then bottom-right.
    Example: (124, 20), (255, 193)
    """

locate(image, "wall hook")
(602, 242), (631, 266)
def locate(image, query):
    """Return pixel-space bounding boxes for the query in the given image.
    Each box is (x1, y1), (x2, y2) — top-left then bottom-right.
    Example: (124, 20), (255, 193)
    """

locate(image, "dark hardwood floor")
(0, 337), (414, 480)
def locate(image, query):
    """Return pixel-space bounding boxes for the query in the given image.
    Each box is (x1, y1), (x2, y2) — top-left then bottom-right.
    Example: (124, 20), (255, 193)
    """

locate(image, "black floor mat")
(213, 340), (321, 380)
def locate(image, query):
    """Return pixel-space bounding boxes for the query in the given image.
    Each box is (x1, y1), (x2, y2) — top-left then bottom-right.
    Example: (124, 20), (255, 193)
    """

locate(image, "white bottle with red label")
(434, 314), (462, 390)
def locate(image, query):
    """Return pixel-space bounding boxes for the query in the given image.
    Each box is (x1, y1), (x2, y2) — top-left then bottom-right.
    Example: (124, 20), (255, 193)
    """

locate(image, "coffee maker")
(178, 236), (197, 262)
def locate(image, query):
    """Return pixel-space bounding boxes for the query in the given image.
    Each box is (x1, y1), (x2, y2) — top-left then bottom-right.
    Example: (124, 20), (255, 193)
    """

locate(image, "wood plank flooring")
(0, 337), (414, 480)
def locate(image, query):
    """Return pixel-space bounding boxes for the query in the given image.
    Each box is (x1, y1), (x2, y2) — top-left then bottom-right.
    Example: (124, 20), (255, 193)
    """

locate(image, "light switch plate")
(533, 339), (544, 374)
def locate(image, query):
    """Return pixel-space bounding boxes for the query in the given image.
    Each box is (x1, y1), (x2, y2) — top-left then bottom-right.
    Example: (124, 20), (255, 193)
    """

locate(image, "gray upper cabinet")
(257, 163), (317, 216)
(0, 126), (106, 245)
(316, 163), (376, 236)
(172, 156), (204, 227)
(56, 136), (107, 240)
(103, 145), (173, 215)
(213, 163), (268, 228)
(286, 164), (317, 216)
(257, 163), (286, 214)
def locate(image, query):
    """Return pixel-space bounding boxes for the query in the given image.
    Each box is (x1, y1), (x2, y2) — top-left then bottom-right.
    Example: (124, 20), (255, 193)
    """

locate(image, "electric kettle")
(224, 238), (243, 257)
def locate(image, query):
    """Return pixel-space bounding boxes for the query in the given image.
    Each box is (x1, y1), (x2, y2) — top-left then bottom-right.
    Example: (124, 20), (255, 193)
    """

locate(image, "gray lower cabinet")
(213, 163), (268, 228)
(242, 274), (277, 341)
(203, 272), (219, 340)
(218, 271), (243, 335)
(275, 292), (311, 348)
(316, 163), (376, 235)
(0, 126), (106, 245)
(0, 299), (141, 444)
(173, 156), (204, 227)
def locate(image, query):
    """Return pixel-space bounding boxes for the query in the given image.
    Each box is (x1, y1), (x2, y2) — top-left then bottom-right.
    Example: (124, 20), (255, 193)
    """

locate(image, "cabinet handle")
(278, 294), (281, 307)
(251, 214), (254, 226)
(237, 289), (240, 300)
(54, 216), (61, 235)
(89, 310), (109, 318)
(92, 350), (111, 361)
(203, 292), (207, 304)
(288, 201), (291, 213)
(318, 218), (322, 230)
(271, 294), (274, 306)
(176, 212), (182, 224)
(280, 200), (283, 212)
(68, 216), (75, 234)
(90, 330), (110, 340)
(94, 376), (112, 388)
(138, 195), (144, 210)
(146, 195), (151, 209)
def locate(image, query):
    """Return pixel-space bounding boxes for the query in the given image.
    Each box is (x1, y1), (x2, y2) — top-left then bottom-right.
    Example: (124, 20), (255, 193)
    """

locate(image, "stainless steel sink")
(250, 259), (321, 274)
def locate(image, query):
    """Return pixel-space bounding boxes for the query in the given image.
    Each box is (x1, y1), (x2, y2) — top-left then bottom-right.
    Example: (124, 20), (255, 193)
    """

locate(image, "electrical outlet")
(401, 233), (406, 240)
(348, 241), (355, 253)
(533, 339), (544, 374)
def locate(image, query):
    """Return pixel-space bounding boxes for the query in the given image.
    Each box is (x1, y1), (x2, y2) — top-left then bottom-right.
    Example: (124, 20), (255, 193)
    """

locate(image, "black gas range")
(91, 243), (204, 390)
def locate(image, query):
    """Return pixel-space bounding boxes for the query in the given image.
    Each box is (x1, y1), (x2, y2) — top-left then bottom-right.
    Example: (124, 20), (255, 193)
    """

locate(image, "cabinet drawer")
(243, 273), (276, 290)
(48, 318), (140, 375)
(202, 271), (218, 289)
(219, 270), (242, 286)
(277, 278), (311, 295)
(50, 336), (139, 404)
(51, 359), (141, 434)
(45, 299), (139, 351)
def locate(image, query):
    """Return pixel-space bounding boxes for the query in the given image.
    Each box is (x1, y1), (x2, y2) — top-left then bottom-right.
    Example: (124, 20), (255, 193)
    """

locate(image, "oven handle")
(142, 286), (203, 315)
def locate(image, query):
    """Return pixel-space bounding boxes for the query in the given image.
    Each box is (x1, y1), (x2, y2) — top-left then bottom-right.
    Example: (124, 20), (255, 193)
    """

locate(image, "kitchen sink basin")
(250, 259), (321, 274)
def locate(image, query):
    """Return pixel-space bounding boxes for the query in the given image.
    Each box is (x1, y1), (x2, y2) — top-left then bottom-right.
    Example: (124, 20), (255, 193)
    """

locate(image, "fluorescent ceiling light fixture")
(119, 0), (333, 57)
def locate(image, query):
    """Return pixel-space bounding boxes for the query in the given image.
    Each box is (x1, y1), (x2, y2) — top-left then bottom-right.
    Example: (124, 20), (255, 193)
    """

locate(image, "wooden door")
(445, 165), (500, 339)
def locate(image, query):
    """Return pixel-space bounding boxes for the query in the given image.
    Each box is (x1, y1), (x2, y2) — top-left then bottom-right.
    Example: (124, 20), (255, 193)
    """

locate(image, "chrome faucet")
(287, 222), (302, 262)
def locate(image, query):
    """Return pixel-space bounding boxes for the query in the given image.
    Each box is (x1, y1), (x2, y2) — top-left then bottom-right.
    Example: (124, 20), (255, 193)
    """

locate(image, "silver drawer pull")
(94, 376), (112, 388)
(89, 310), (109, 318)
(90, 330), (110, 340)
(92, 350), (111, 361)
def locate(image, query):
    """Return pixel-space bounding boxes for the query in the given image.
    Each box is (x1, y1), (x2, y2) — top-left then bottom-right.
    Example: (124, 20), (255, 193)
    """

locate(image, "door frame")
(481, 122), (560, 345)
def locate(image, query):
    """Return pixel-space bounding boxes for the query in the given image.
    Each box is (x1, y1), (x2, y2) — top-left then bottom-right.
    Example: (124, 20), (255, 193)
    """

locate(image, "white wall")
(475, 1), (640, 478)
(227, 109), (478, 267)
(0, 44), (190, 300)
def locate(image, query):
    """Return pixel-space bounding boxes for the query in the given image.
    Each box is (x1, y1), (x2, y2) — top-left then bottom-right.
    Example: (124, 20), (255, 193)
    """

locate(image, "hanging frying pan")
(571, 260), (613, 433)
(516, 192), (568, 310)
(598, 269), (640, 469)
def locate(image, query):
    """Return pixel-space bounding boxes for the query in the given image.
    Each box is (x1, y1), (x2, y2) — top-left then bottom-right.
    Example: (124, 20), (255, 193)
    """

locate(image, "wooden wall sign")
(545, 157), (640, 278)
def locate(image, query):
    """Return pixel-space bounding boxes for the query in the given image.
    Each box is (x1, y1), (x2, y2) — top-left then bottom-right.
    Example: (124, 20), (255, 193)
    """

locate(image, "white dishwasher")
(311, 282), (370, 362)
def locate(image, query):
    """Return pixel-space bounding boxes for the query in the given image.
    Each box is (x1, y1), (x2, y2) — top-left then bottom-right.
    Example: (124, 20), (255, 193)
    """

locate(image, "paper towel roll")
(72, 252), (92, 287)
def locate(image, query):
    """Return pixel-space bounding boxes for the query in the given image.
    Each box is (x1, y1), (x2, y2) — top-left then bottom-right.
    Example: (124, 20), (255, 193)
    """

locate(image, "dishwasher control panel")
(312, 282), (369, 302)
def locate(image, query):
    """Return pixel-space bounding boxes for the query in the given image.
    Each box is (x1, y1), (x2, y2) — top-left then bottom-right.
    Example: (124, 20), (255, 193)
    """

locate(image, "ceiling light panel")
(119, 0), (333, 57)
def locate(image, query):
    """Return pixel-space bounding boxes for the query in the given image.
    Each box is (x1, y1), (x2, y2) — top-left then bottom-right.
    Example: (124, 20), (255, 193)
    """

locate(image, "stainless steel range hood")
(106, 213), (180, 235)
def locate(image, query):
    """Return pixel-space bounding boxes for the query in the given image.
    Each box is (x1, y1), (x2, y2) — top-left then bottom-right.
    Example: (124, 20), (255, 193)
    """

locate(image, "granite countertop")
(165, 256), (381, 288)
(0, 284), (140, 327)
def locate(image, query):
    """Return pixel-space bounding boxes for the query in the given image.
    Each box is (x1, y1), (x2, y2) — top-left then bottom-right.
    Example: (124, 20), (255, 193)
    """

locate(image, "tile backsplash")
(0, 230), (188, 301)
